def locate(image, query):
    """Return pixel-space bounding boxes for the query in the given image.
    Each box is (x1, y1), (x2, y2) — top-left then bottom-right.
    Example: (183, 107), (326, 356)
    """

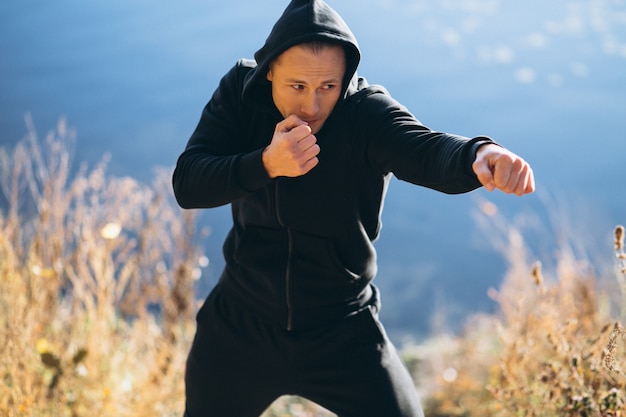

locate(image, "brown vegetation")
(417, 206), (626, 416)
(1, 119), (623, 416)
(1, 117), (201, 416)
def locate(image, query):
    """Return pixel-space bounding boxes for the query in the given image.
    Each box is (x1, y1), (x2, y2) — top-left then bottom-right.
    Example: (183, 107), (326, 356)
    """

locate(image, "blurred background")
(1, 0), (625, 342)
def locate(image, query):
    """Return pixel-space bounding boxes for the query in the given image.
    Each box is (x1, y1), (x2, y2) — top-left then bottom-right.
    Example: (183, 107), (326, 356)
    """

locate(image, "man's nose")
(300, 92), (320, 116)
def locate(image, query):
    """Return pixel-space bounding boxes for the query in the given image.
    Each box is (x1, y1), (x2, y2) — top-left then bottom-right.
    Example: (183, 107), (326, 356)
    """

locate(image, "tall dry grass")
(0, 117), (338, 417)
(2, 117), (624, 416)
(413, 202), (626, 416)
(0, 116), (203, 416)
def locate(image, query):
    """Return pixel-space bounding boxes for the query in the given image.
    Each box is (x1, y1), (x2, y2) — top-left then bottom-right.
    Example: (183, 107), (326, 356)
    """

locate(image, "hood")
(242, 0), (361, 103)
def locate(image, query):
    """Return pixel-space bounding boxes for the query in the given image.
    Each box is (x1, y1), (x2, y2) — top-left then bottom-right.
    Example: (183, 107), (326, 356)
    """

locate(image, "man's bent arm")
(172, 63), (273, 209)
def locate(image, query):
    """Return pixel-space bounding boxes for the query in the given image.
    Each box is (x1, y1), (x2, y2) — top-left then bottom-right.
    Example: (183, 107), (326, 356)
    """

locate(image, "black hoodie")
(173, 0), (495, 331)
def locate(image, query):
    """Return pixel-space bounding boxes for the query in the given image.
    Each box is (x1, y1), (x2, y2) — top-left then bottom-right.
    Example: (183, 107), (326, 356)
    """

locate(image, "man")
(172, 0), (534, 416)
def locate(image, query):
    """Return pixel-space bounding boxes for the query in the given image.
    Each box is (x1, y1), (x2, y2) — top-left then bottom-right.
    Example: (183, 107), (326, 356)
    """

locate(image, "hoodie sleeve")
(172, 61), (272, 209)
(359, 88), (495, 194)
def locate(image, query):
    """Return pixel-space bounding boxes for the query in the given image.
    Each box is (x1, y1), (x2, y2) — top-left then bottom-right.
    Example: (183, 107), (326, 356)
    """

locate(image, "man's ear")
(266, 69), (273, 82)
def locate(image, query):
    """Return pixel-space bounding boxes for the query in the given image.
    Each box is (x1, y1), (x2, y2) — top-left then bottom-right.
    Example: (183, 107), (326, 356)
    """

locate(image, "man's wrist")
(262, 147), (277, 179)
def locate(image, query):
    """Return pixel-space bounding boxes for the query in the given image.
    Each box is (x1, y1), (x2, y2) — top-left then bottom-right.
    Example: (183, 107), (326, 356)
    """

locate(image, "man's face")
(266, 44), (346, 134)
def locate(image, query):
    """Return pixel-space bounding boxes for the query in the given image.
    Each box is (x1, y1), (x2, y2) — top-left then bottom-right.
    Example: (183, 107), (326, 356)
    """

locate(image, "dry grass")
(0, 117), (202, 416)
(0, 118), (337, 417)
(415, 203), (626, 417)
(2, 118), (624, 416)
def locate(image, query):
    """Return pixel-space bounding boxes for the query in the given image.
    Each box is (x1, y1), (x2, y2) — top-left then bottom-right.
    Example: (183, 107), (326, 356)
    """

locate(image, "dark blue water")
(2, 0), (625, 340)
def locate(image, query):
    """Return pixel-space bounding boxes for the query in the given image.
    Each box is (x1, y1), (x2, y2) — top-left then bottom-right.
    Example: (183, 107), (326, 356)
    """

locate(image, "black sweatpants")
(184, 285), (424, 417)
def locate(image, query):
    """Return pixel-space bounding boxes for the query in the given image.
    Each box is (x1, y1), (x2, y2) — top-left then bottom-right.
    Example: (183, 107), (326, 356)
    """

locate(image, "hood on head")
(242, 0), (361, 103)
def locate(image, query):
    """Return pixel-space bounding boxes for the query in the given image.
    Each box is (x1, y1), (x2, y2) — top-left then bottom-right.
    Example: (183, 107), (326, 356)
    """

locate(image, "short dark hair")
(299, 40), (338, 54)
(269, 40), (345, 71)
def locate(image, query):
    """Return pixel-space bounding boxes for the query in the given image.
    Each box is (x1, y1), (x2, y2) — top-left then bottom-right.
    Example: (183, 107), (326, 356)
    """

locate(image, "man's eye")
(322, 84), (337, 90)
(292, 84), (305, 90)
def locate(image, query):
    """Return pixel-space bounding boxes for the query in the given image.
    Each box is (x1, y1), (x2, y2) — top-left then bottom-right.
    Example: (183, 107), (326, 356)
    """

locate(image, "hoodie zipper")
(285, 230), (294, 331)
(274, 182), (294, 331)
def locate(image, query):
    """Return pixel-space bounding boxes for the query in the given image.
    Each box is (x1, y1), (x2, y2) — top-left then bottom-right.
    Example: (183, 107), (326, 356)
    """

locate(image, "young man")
(173, 1), (534, 416)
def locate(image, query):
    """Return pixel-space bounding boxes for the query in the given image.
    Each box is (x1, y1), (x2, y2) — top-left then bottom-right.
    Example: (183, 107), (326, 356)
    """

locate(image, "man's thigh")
(184, 289), (284, 417)
(293, 308), (424, 417)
